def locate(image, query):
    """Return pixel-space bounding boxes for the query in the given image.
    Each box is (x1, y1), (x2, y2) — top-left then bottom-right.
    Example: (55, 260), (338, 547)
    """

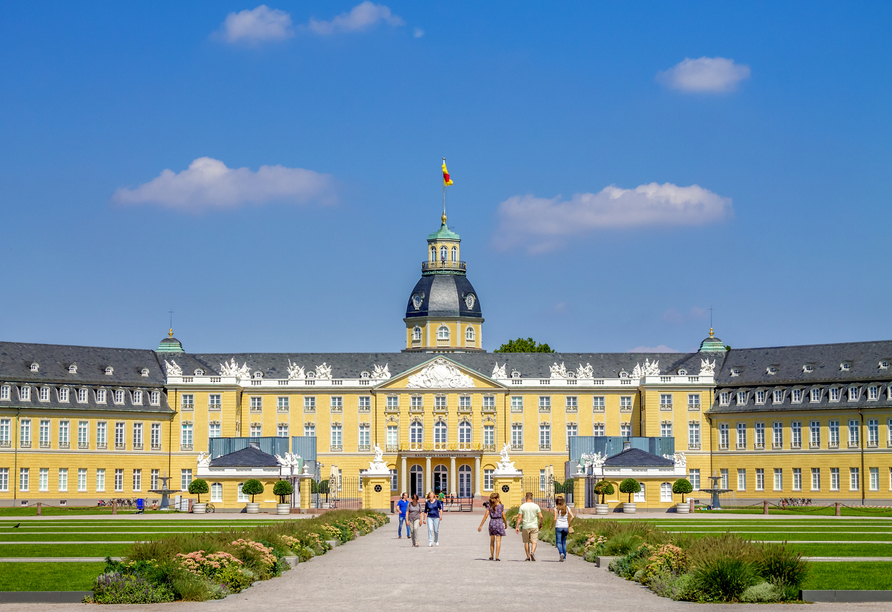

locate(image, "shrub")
(241, 479), (264, 502)
(171, 571), (227, 601)
(188, 478), (209, 503)
(603, 533), (643, 556)
(672, 478), (693, 503)
(609, 543), (653, 579)
(643, 544), (687, 582)
(273, 480), (294, 504)
(756, 542), (809, 591)
(691, 557), (759, 602)
(176, 550), (242, 578)
(619, 478), (641, 502)
(739, 581), (781, 603)
(91, 572), (174, 604)
(592, 480), (615, 504)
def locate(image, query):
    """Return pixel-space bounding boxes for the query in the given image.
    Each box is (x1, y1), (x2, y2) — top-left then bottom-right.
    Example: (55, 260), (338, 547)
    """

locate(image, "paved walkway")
(8, 513), (892, 612)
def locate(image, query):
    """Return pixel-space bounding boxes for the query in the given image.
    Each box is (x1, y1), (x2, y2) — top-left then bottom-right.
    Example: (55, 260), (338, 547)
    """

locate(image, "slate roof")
(603, 447), (674, 468)
(405, 274), (483, 319)
(209, 445), (281, 468)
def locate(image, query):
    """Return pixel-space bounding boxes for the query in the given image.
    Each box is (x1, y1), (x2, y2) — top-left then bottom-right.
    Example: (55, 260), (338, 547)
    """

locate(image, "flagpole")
(442, 157), (446, 223)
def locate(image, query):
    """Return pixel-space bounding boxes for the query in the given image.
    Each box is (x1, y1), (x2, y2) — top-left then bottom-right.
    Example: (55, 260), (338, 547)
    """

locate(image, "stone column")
(425, 456), (432, 494)
(299, 475), (312, 513)
(450, 456), (456, 496)
(362, 475), (391, 512)
(400, 456), (407, 494)
(474, 456), (481, 497)
(492, 474), (523, 509)
(573, 474), (587, 510)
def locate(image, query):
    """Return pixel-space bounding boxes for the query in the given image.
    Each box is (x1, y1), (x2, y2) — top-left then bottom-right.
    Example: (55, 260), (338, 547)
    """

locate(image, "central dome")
(406, 274), (482, 319)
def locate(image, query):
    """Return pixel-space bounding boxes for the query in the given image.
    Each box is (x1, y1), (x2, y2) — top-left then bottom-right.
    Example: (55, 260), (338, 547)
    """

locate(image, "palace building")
(0, 209), (890, 511)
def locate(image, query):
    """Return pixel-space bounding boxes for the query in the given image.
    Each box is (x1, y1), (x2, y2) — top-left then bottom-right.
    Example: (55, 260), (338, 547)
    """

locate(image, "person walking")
(552, 494), (574, 562)
(423, 491), (443, 547)
(477, 492), (506, 561)
(406, 494), (423, 547)
(396, 492), (409, 539)
(514, 492), (543, 561)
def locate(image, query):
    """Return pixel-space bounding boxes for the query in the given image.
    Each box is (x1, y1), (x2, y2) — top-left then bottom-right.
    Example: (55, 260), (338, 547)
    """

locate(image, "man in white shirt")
(514, 492), (543, 561)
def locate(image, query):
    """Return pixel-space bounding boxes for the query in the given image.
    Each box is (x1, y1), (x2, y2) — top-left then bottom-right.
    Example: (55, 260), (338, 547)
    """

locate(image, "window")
(39, 420), (50, 447)
(737, 391), (747, 405)
(829, 387), (840, 402)
(358, 423), (370, 449)
(181, 422), (193, 448)
(304, 397), (316, 412)
(484, 469), (494, 491)
(659, 482), (672, 502)
(250, 397), (262, 412)
(565, 396), (578, 411)
(539, 424), (551, 450)
(250, 423), (262, 437)
(791, 389), (802, 403)
(771, 390), (782, 404)
(718, 423), (729, 449)
(97, 422), (107, 448)
(633, 482), (646, 503)
(850, 467), (860, 491)
(688, 421), (700, 448)
(539, 396), (551, 411)
(772, 422), (783, 448)
(773, 469), (783, 491)
(39, 468), (48, 492)
(737, 469), (746, 491)
(132, 423), (143, 449)
(566, 423), (577, 446)
(830, 467), (840, 491)
(151, 423), (161, 448)
(58, 420), (69, 447)
(20, 386), (31, 401)
(620, 396), (632, 411)
(211, 483), (223, 503)
(593, 422), (605, 437)
(131, 390), (140, 405)
(277, 423), (289, 438)
(452, 246), (457, 262)
(849, 386), (860, 401)
(736, 423), (746, 449)
(511, 423), (523, 450)
(868, 419), (879, 447)
(114, 389), (125, 405)
(437, 325), (450, 343)
(386, 425), (398, 449)
(0, 386), (8, 400)
(810, 388), (821, 402)
(277, 397), (289, 412)
(660, 394), (673, 410)
(78, 468), (87, 492)
(39, 387), (50, 402)
(791, 421), (801, 448)
(792, 468), (802, 491)
(434, 421), (447, 447)
(685, 394), (700, 410)
(620, 422), (631, 437)
(181, 469), (193, 491)
(411, 396), (423, 410)
(755, 468), (764, 491)
(435, 395), (447, 410)
(829, 420), (840, 447)
(869, 467), (879, 491)
(511, 396), (523, 412)
(810, 421), (820, 448)
(113, 422), (124, 449)
(18, 469), (29, 492)
(465, 327), (475, 343)
(889, 419), (892, 447)
(410, 421), (423, 448)
(592, 396), (606, 411)
(331, 396), (343, 411)
(719, 392), (730, 406)
(720, 469), (729, 490)
(96, 468), (105, 492)
(661, 421), (672, 437)
(459, 421), (472, 448)
(0, 419), (8, 446)
(133, 469), (141, 492)
(95, 389), (105, 403)
(811, 468), (820, 491)
(755, 391), (765, 405)
(208, 394), (221, 409)
(238, 483), (249, 503)
(386, 396), (398, 410)
(848, 419), (860, 447)
(209, 422), (221, 438)
(359, 396), (371, 412)
(105, 366), (113, 375)
(483, 424), (494, 448)
(20, 419), (31, 446)
(304, 423), (315, 438)
(412, 326), (421, 342)
(689, 469), (700, 490)
(755, 422), (765, 449)
(331, 424), (343, 450)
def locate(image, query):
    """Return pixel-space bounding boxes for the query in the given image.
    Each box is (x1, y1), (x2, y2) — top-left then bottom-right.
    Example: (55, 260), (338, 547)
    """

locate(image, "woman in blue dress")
(477, 492), (506, 561)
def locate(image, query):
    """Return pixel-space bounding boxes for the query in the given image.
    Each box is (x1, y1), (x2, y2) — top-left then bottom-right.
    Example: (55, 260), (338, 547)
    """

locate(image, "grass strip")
(0, 544), (132, 557)
(0, 562), (105, 591)
(802, 562), (892, 590)
(792, 543), (892, 557)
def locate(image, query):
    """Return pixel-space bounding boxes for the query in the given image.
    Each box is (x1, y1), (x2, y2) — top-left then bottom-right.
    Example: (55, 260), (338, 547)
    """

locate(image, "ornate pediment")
(406, 358), (475, 389)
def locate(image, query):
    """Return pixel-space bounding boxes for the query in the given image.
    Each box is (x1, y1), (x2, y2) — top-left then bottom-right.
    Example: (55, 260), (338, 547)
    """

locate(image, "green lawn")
(696, 507), (892, 517)
(0, 544), (132, 557)
(792, 543), (892, 557)
(803, 562), (892, 590)
(0, 563), (104, 591)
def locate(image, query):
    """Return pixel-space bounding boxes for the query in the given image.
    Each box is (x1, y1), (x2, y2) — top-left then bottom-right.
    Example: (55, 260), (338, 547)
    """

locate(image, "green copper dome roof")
(428, 221), (460, 242)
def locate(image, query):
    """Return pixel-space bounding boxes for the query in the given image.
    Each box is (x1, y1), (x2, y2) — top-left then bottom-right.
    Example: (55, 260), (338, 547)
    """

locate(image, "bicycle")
(205, 504), (216, 513)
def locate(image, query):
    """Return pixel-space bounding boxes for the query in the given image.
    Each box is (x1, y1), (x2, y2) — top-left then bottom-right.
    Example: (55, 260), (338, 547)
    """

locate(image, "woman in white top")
(552, 494), (574, 562)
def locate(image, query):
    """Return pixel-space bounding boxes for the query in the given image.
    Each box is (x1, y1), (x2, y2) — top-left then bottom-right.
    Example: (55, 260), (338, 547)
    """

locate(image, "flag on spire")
(442, 160), (453, 186)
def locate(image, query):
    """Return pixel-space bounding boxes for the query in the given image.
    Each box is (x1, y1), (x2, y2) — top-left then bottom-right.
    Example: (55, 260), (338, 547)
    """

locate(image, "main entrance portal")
(410, 465), (424, 497)
(458, 465), (471, 498)
(433, 465), (447, 495)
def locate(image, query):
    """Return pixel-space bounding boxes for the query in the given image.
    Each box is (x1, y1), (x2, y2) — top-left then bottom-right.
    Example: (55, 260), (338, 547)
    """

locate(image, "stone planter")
(676, 502), (690, 514)
(246, 502), (260, 514)
(193, 503), (206, 514)
(594, 503), (609, 515)
(623, 502), (636, 514)
(277, 503), (290, 515)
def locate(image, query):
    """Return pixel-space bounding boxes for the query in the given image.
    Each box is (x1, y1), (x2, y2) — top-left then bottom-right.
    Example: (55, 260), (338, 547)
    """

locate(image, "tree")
(188, 478), (209, 503)
(311, 479), (329, 495)
(672, 478), (693, 503)
(619, 478), (641, 503)
(273, 480), (294, 504)
(494, 337), (555, 353)
(241, 479), (264, 503)
(592, 480), (615, 504)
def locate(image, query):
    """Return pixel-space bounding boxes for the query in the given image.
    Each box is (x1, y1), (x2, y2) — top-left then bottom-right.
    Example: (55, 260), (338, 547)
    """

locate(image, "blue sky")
(1, 2), (889, 354)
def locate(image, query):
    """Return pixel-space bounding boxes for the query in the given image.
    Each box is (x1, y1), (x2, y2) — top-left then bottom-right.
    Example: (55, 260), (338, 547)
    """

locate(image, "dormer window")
(0, 385), (9, 401)
(114, 390), (125, 404)
(511, 370), (521, 379)
(737, 391), (747, 405)
(848, 386), (859, 401)
(150, 391), (160, 405)
(829, 387), (840, 402)
(58, 387), (69, 402)
(803, 364), (814, 373)
(773, 390), (784, 404)
(767, 366), (778, 375)
(30, 362), (39, 372)
(68, 364), (77, 374)
(678, 369), (687, 376)
(306, 371), (315, 379)
(253, 371), (263, 379)
(867, 385), (879, 400)
(77, 388), (88, 403)
(360, 371), (370, 379)
(133, 390), (143, 404)
(880, 361), (889, 370)
(39, 387), (50, 402)
(140, 368), (149, 377)
(95, 389), (106, 403)
(730, 368), (740, 377)
(104, 366), (113, 376)
(755, 390), (766, 404)
(719, 392), (730, 406)
(194, 369), (204, 376)
(809, 388), (821, 402)
(840, 363), (851, 371)
(619, 371), (628, 379)
(19, 386), (31, 401)
(791, 389), (803, 403)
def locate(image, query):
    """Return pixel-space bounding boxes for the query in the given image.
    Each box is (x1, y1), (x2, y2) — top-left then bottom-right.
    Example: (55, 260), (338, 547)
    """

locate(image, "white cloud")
(413, 27), (424, 38)
(218, 5), (294, 44)
(629, 345), (679, 353)
(657, 57), (750, 93)
(494, 182), (732, 253)
(112, 157), (335, 211)
(307, 1), (404, 35)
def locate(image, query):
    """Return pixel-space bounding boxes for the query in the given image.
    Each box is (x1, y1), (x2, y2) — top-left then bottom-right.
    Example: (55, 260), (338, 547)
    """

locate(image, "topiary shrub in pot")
(242, 479), (264, 514)
(672, 478), (693, 513)
(619, 478), (641, 514)
(592, 480), (614, 515)
(273, 480), (294, 515)
(188, 479), (209, 513)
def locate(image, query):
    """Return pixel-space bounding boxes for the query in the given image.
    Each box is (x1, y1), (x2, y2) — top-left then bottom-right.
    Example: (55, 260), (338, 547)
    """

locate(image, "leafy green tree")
(672, 478), (693, 503)
(619, 478), (641, 502)
(241, 479), (264, 503)
(311, 479), (329, 495)
(188, 478), (209, 503)
(273, 480), (294, 504)
(592, 480), (615, 504)
(494, 338), (555, 353)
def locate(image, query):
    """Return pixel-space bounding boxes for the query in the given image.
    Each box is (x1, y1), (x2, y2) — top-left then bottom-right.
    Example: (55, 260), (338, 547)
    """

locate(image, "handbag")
(568, 526), (575, 534)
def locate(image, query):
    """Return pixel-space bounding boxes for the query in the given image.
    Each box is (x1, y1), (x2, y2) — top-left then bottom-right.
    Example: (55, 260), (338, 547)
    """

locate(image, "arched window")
(430, 246), (435, 262)
(409, 464), (424, 497)
(634, 482), (646, 502)
(440, 246), (447, 262)
(451, 246), (457, 262)
(412, 326), (422, 342)
(433, 465), (448, 495)
(465, 326), (475, 344)
(410, 420), (423, 449)
(458, 464), (472, 497)
(211, 482), (223, 502)
(660, 482), (673, 502)
(434, 421), (447, 448)
(458, 421), (472, 449)
(437, 325), (450, 346)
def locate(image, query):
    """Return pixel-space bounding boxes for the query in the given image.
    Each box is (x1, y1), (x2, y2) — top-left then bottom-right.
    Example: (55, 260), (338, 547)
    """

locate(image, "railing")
(358, 444), (370, 452)
(180, 444), (192, 451)
(482, 405), (496, 413)
(688, 403), (700, 411)
(483, 443), (495, 452)
(660, 404), (673, 411)
(421, 260), (467, 273)
(78, 443), (89, 450)
(20, 441), (31, 449)
(277, 407), (289, 413)
(59, 443), (69, 449)
(133, 444), (143, 450)
(151, 444), (161, 450)
(40, 442), (50, 449)
(97, 443), (107, 450)
(330, 445), (342, 452)
(539, 444), (551, 451)
(208, 404), (222, 411)
(386, 444), (398, 452)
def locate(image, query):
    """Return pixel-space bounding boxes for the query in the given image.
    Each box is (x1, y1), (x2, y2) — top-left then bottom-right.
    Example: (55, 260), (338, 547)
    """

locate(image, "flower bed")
(86, 510), (387, 604)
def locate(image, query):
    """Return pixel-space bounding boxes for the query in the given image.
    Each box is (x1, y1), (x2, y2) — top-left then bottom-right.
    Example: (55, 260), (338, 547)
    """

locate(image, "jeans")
(398, 515), (409, 537)
(427, 516), (440, 544)
(555, 528), (569, 557)
(409, 519), (420, 545)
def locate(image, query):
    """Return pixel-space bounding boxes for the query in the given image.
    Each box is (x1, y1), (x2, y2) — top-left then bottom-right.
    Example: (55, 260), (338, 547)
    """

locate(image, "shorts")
(521, 527), (539, 544)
